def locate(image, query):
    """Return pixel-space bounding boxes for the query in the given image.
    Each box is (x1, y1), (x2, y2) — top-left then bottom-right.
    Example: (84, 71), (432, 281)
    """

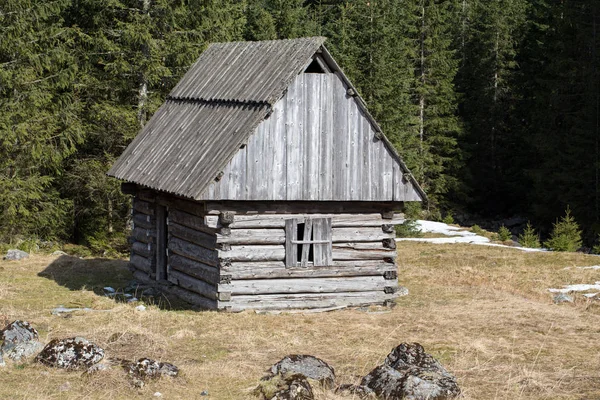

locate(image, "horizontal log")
(133, 199), (155, 215)
(332, 227), (395, 242)
(132, 270), (217, 310)
(131, 227), (156, 244)
(221, 261), (397, 280)
(132, 270), (152, 283)
(218, 245), (285, 262)
(205, 201), (399, 214)
(130, 254), (155, 274)
(219, 276), (394, 295)
(168, 209), (214, 234)
(169, 221), (217, 250)
(207, 213), (405, 229)
(132, 241), (154, 258)
(167, 284), (217, 309)
(333, 242), (392, 250)
(219, 291), (397, 311)
(133, 213), (155, 230)
(167, 269), (218, 300)
(169, 254), (219, 285)
(332, 248), (397, 261)
(217, 229), (285, 245)
(215, 227), (394, 246)
(168, 237), (219, 267)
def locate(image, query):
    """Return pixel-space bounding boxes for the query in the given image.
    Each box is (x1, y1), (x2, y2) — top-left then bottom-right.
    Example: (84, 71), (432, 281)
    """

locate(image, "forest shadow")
(37, 255), (195, 311)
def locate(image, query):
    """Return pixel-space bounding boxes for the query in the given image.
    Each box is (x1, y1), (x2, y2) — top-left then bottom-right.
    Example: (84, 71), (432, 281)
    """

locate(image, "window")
(285, 217), (332, 268)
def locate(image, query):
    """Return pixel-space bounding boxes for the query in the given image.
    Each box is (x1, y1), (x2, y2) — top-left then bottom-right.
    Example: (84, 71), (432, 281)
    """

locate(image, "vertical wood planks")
(197, 71), (418, 202)
(284, 219), (297, 268)
(300, 219), (313, 267)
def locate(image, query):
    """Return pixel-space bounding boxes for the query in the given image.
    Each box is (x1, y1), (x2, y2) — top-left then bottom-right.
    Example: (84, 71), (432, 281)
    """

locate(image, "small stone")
(1, 320), (44, 361)
(553, 293), (574, 304)
(103, 287), (116, 293)
(200, 391), (209, 396)
(36, 337), (104, 370)
(3, 249), (29, 261)
(154, 392), (162, 397)
(269, 355), (335, 388)
(51, 250), (68, 256)
(128, 297), (139, 303)
(135, 305), (146, 312)
(128, 358), (179, 379)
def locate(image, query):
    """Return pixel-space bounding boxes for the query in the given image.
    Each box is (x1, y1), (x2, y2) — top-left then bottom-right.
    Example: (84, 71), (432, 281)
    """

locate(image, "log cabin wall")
(128, 191), (405, 311)
(208, 202), (404, 312)
(127, 190), (220, 310)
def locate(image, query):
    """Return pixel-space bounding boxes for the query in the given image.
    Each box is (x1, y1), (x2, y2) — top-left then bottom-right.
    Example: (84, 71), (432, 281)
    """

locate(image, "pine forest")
(1, 0), (599, 250)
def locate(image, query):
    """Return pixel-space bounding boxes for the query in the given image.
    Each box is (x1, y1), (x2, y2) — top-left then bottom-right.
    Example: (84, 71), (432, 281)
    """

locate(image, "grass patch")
(1, 245), (600, 399)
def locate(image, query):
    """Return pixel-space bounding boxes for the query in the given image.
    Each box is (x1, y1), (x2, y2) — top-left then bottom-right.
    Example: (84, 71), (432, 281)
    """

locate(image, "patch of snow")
(579, 265), (600, 270)
(396, 220), (546, 252)
(584, 293), (599, 298)
(548, 282), (600, 293)
(103, 286), (116, 293)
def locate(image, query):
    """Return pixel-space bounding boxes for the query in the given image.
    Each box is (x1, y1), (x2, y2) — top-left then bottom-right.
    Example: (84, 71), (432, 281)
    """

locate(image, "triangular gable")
(200, 71), (423, 202)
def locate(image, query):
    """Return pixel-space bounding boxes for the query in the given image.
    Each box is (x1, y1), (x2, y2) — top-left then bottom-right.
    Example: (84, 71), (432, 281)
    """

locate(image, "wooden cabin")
(108, 37), (426, 311)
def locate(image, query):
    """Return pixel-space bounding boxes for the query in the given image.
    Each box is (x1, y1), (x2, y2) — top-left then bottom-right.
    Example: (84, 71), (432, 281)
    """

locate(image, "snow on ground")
(396, 220), (545, 252)
(548, 283), (600, 294)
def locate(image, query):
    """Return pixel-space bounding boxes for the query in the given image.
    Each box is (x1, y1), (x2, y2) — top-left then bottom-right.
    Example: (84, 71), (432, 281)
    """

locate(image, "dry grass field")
(1, 242), (600, 399)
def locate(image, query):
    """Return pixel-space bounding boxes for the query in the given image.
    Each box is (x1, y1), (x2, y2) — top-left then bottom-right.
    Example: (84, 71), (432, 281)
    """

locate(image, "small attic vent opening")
(304, 59), (325, 73)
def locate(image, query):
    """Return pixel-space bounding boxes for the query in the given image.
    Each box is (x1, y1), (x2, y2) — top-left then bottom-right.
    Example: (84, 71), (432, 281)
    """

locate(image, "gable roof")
(108, 37), (426, 202)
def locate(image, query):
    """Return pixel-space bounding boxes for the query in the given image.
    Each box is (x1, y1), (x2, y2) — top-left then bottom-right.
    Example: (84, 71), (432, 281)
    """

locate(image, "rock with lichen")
(3, 249), (29, 261)
(361, 342), (460, 400)
(254, 373), (314, 400)
(36, 337), (104, 369)
(0, 320), (44, 361)
(269, 355), (335, 388)
(127, 358), (179, 379)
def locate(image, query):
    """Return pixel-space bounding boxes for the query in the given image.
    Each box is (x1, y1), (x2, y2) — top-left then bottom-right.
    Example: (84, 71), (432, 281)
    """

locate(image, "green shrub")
(543, 207), (582, 252)
(497, 225), (511, 241)
(518, 222), (541, 248)
(395, 219), (422, 238)
(442, 213), (455, 225)
(471, 224), (484, 235)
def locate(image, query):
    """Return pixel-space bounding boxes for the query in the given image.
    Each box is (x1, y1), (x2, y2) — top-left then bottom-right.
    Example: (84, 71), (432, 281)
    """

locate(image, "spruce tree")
(0, 0), (82, 241)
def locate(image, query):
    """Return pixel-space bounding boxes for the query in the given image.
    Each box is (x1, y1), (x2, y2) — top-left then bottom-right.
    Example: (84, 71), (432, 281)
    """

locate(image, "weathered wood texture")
(220, 276), (395, 295)
(169, 237), (219, 267)
(200, 73), (421, 201)
(221, 261), (395, 280)
(220, 291), (396, 312)
(209, 212), (404, 229)
(132, 270), (217, 310)
(129, 196), (158, 277)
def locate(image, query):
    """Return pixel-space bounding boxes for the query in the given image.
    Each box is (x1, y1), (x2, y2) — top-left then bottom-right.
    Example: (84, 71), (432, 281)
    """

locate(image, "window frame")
(285, 217), (332, 268)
